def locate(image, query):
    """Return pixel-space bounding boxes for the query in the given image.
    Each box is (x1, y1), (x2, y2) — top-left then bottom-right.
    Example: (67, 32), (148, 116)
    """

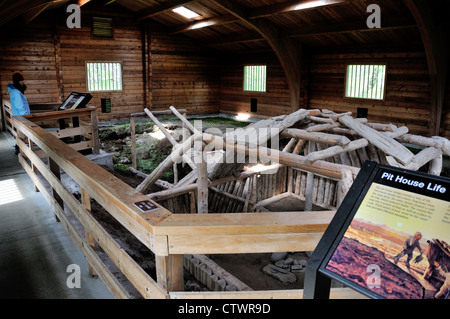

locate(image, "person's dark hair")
(12, 72), (26, 94)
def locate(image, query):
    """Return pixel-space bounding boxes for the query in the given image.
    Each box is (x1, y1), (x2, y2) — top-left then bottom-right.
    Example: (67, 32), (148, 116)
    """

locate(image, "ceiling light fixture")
(292, 0), (344, 11)
(172, 6), (200, 19)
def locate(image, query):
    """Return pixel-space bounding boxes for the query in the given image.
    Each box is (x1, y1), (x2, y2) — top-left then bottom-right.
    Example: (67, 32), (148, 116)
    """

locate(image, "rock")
(119, 157), (131, 164)
(291, 264), (305, 272)
(275, 260), (290, 269)
(271, 252), (288, 263)
(284, 257), (294, 265)
(226, 284), (237, 291)
(262, 264), (297, 284)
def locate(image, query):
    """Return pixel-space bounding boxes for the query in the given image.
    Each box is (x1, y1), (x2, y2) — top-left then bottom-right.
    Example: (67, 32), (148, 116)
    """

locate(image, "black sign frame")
(58, 92), (92, 111)
(304, 160), (450, 299)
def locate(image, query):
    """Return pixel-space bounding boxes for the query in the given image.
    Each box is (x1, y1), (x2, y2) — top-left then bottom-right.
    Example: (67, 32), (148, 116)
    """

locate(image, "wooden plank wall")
(0, 20), (60, 104)
(149, 27), (220, 115)
(219, 54), (291, 118)
(58, 7), (145, 122)
(308, 48), (433, 136)
(0, 5), (221, 122)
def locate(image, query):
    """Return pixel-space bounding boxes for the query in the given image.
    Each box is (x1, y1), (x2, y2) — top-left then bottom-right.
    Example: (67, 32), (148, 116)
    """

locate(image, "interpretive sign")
(58, 92), (92, 111)
(304, 161), (450, 299)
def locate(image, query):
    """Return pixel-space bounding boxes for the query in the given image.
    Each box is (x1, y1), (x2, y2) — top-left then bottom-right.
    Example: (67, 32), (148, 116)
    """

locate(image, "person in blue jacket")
(8, 72), (30, 116)
(7, 72), (30, 154)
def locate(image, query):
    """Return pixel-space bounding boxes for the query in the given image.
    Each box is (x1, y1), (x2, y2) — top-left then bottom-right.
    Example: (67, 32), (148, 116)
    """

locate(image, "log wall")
(0, 19), (60, 104)
(219, 54), (292, 118)
(308, 48), (433, 137)
(149, 28), (220, 114)
(58, 7), (145, 122)
(0, 5), (220, 122)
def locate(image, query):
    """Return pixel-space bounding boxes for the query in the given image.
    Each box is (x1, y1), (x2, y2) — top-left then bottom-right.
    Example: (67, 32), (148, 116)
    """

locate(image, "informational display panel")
(58, 92), (92, 111)
(305, 161), (450, 299)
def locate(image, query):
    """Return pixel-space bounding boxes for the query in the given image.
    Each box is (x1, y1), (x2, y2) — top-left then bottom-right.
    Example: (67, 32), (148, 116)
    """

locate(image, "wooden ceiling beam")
(0, 0), (67, 27)
(281, 16), (417, 38)
(206, 33), (264, 46)
(170, 0), (348, 34)
(21, 2), (54, 25)
(137, 0), (198, 21)
(248, 0), (346, 19)
(170, 14), (238, 34)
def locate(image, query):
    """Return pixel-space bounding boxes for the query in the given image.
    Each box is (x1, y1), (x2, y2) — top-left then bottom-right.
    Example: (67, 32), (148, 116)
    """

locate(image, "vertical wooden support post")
(197, 155), (208, 214)
(338, 168), (353, 208)
(81, 188), (97, 278)
(428, 154), (443, 176)
(182, 112), (188, 168)
(90, 108), (100, 155)
(305, 172), (314, 211)
(48, 157), (62, 222)
(195, 128), (208, 213)
(304, 141), (315, 211)
(28, 137), (39, 193)
(131, 116), (137, 170)
(155, 255), (184, 292)
(189, 191), (196, 214)
(173, 162), (178, 184)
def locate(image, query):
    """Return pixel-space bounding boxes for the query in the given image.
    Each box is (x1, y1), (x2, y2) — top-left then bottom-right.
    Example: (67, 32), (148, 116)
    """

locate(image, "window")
(345, 64), (386, 100)
(86, 62), (122, 92)
(93, 17), (113, 38)
(244, 65), (267, 92)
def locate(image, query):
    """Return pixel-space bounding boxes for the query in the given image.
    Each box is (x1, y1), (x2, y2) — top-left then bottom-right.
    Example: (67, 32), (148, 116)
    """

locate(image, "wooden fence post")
(131, 116), (137, 170)
(81, 188), (98, 278)
(155, 255), (184, 293)
(90, 108), (100, 155)
(48, 157), (63, 222)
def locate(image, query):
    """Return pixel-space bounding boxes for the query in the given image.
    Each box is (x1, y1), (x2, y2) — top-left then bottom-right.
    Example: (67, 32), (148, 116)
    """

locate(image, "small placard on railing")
(133, 200), (158, 213)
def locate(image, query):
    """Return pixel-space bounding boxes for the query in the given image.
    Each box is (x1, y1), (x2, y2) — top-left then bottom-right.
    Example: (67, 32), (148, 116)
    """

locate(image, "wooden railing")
(11, 112), (365, 299)
(2, 99), (100, 155)
(2, 99), (15, 137)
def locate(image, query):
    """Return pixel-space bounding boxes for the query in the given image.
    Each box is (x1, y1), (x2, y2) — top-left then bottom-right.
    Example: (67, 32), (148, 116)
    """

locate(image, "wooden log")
(429, 154), (443, 176)
(305, 139), (369, 162)
(384, 126), (409, 139)
(131, 109), (187, 117)
(144, 108), (196, 170)
(306, 123), (340, 132)
(338, 115), (414, 165)
(281, 128), (351, 146)
(405, 147), (442, 171)
(197, 151), (208, 214)
(254, 192), (292, 209)
(431, 136), (450, 157)
(397, 134), (444, 148)
(366, 122), (397, 132)
(338, 169), (353, 207)
(136, 135), (196, 194)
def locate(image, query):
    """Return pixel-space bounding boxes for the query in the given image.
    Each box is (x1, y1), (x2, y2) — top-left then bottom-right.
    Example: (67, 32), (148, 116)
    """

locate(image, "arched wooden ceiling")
(0, 0), (422, 51)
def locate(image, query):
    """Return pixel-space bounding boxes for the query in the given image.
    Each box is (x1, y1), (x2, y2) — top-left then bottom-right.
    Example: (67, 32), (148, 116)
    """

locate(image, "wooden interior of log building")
(0, 0), (449, 300)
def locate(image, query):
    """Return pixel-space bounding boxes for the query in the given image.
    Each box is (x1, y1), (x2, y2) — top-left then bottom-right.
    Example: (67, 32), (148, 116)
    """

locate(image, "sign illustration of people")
(394, 232), (424, 270)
